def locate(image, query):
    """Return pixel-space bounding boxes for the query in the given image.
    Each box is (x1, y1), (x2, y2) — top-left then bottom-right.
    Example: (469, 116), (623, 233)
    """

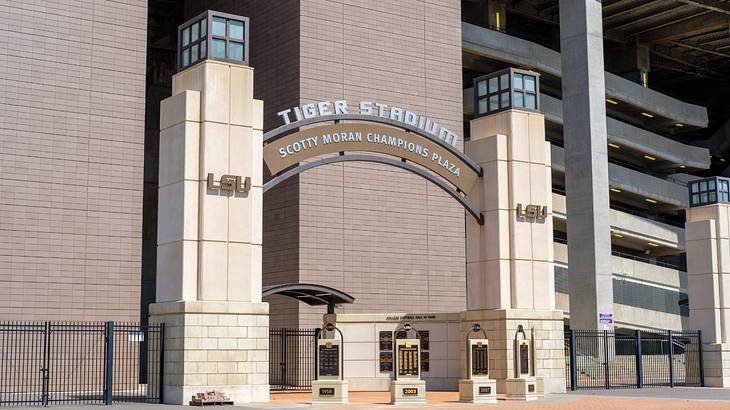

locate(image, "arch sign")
(263, 100), (484, 223)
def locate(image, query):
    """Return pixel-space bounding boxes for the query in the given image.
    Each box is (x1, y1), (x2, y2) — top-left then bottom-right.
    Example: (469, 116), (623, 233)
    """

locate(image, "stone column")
(559, 0), (613, 330)
(149, 60), (268, 404)
(686, 203), (730, 387)
(464, 109), (565, 394)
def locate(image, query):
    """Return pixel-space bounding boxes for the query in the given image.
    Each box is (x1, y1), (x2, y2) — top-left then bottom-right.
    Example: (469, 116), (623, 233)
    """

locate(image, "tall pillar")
(149, 60), (268, 404)
(686, 200), (730, 387)
(559, 0), (613, 330)
(464, 105), (565, 394)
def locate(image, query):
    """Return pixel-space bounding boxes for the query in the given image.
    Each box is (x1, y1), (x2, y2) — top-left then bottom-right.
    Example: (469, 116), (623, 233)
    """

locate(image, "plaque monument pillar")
(149, 11), (268, 404)
(463, 69), (565, 395)
(506, 326), (537, 400)
(459, 324), (497, 403)
(390, 323), (426, 405)
(312, 323), (348, 404)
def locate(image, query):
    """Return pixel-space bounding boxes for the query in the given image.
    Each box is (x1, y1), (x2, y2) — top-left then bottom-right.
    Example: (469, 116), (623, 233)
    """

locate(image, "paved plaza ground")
(42, 388), (730, 409)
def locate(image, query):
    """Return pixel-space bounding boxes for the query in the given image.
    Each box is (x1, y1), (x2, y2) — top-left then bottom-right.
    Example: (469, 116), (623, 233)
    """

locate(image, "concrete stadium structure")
(4, 0), (730, 401)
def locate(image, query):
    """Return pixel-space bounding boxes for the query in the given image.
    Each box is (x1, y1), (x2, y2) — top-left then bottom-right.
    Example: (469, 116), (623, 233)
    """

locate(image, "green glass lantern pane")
(212, 17), (226, 36)
(212, 39), (226, 58)
(229, 20), (244, 40)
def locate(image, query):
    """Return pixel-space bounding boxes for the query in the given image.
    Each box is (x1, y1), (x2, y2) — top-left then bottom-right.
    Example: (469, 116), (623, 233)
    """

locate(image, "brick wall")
(0, 1), (147, 321)
(296, 0), (466, 326)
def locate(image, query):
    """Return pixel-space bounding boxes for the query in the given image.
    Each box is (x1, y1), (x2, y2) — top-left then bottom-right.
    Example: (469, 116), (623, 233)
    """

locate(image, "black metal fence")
(0, 321), (164, 406)
(269, 328), (318, 390)
(565, 329), (703, 390)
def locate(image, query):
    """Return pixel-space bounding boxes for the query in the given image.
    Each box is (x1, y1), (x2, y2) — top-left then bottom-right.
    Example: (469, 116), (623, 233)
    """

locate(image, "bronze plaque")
(379, 351), (393, 372)
(478, 386), (491, 395)
(528, 384), (535, 393)
(418, 330), (429, 350)
(472, 344), (489, 376)
(319, 344), (339, 377)
(420, 351), (429, 372)
(520, 343), (530, 375)
(402, 388), (418, 396)
(397, 344), (419, 376)
(263, 123), (479, 193)
(319, 387), (335, 396)
(379, 331), (393, 351)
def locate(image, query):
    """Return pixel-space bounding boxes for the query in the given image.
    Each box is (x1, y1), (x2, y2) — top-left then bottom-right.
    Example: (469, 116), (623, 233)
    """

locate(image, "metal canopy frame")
(262, 283), (355, 313)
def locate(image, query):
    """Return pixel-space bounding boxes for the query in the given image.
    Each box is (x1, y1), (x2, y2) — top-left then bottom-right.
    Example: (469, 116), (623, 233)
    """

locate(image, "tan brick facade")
(0, 1), (147, 321)
(295, 0), (466, 326)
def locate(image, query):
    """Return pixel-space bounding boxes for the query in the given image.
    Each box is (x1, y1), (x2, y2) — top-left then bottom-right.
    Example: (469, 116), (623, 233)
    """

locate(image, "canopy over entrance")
(262, 283), (355, 313)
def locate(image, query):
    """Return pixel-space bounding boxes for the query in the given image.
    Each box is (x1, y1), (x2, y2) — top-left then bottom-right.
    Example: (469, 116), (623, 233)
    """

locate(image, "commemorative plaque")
(459, 332), (496, 404)
(379, 331), (393, 351)
(519, 343), (530, 375)
(319, 387), (334, 396)
(418, 330), (429, 350)
(312, 325), (348, 405)
(390, 331), (425, 405)
(380, 351), (393, 372)
(472, 342), (489, 376)
(319, 343), (340, 377)
(397, 343), (419, 376)
(420, 351), (429, 372)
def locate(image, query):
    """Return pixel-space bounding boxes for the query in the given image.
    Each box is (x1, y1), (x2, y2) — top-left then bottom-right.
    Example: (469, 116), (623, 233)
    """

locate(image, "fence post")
(668, 330), (674, 388)
(282, 328), (287, 389)
(159, 323), (165, 404)
(635, 329), (643, 389)
(41, 322), (51, 406)
(603, 330), (610, 389)
(104, 321), (114, 405)
(314, 328), (321, 382)
(698, 330), (705, 387)
(569, 330), (577, 391)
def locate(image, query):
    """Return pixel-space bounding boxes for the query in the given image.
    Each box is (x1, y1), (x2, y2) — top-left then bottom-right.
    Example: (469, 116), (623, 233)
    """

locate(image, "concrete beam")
(637, 12), (728, 44)
(676, 0), (730, 15)
(462, 22), (709, 127)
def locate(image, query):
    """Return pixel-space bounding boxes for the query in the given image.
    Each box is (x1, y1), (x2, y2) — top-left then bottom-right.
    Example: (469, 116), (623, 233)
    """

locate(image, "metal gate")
(565, 329), (703, 390)
(0, 321), (164, 406)
(269, 328), (318, 390)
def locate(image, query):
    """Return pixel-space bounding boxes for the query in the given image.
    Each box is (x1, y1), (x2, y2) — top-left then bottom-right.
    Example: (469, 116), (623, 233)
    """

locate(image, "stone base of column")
(702, 343), (730, 387)
(459, 309), (566, 394)
(390, 379), (426, 405)
(505, 377), (538, 401)
(312, 380), (348, 404)
(149, 300), (270, 405)
(458, 378), (497, 403)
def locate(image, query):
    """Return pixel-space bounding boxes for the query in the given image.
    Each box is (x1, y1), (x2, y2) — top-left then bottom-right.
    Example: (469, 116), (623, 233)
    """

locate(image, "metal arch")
(261, 283), (355, 306)
(262, 114), (483, 176)
(263, 154), (484, 225)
